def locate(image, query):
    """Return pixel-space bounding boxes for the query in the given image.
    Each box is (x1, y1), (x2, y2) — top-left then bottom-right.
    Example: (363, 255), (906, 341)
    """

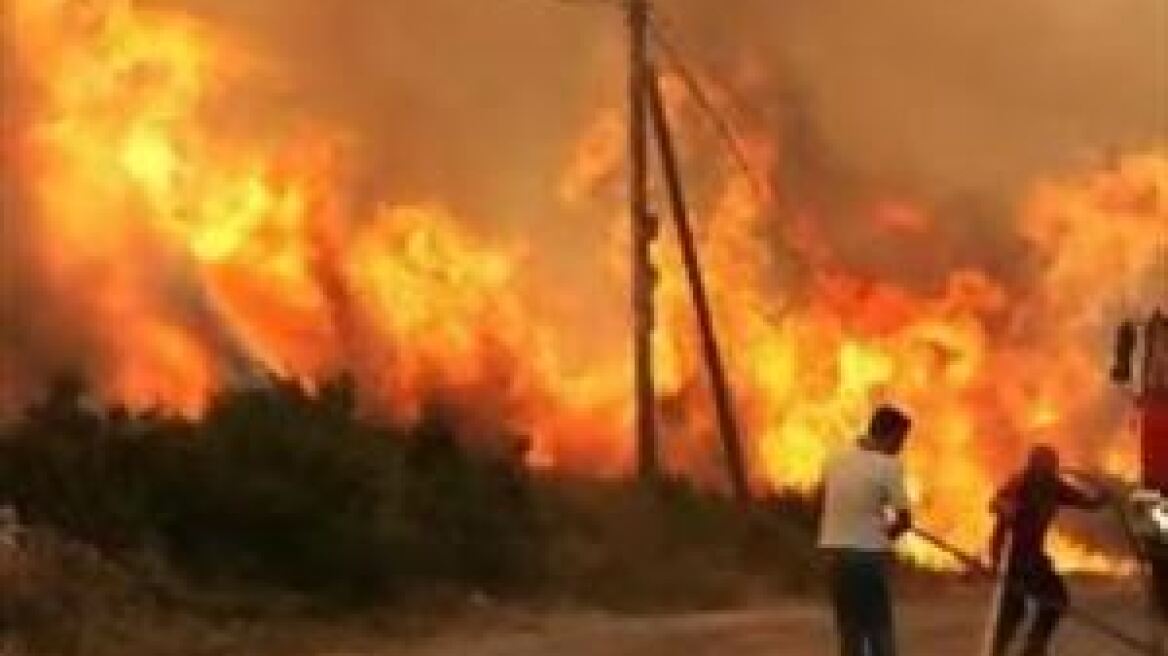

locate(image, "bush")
(0, 374), (819, 618)
(0, 376), (541, 603)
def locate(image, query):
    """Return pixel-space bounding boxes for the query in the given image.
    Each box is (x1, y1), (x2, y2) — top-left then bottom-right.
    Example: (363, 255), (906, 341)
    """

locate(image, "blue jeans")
(825, 549), (897, 656)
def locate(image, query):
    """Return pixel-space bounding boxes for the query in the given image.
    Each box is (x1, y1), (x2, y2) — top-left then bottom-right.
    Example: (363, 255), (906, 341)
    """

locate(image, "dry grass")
(0, 523), (299, 656)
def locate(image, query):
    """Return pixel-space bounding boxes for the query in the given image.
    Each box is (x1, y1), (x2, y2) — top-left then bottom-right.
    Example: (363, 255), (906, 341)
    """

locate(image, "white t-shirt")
(818, 444), (909, 552)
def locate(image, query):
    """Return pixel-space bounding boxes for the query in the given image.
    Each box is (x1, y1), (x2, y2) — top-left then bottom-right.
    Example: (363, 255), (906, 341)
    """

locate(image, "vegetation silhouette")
(0, 373), (819, 615)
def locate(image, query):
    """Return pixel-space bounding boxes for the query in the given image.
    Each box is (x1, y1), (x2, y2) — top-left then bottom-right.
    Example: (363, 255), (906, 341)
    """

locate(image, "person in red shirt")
(988, 445), (1107, 656)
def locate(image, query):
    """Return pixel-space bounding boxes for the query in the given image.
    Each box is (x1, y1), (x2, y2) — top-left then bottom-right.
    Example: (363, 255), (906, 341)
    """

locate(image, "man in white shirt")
(818, 405), (913, 656)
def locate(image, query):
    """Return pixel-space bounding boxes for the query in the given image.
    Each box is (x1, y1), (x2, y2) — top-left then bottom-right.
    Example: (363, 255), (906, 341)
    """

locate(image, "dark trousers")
(992, 553), (1068, 656)
(825, 549), (897, 656)
(1150, 547), (1168, 621)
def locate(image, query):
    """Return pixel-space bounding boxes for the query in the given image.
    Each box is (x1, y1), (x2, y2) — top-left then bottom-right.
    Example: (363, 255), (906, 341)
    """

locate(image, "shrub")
(0, 374), (819, 615)
(0, 376), (541, 603)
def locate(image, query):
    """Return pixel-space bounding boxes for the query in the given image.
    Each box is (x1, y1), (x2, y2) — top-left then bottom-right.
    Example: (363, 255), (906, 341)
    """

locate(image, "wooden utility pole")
(646, 70), (750, 502)
(626, 0), (749, 502)
(628, 0), (658, 482)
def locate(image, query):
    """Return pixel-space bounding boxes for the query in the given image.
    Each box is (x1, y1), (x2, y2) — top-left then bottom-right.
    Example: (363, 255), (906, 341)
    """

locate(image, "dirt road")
(354, 586), (1155, 656)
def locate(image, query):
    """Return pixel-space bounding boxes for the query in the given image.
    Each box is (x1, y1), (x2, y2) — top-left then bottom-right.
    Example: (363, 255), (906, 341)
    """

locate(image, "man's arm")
(888, 508), (912, 540)
(991, 482), (1018, 518)
(1058, 478), (1108, 510)
(988, 514), (1011, 570)
(814, 455), (836, 526)
(885, 462), (912, 540)
(811, 483), (825, 520)
(988, 479), (1019, 568)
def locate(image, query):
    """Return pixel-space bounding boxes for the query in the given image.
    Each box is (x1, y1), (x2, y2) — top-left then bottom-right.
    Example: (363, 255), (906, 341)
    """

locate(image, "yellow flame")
(6, 0), (1166, 573)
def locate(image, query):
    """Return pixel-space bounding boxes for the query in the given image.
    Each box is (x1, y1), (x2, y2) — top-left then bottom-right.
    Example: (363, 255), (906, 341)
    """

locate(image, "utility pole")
(628, 0), (658, 482)
(646, 70), (750, 502)
(626, 0), (749, 501)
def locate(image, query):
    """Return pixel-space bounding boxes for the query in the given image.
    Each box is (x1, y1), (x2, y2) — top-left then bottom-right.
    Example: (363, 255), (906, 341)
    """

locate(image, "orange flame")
(5, 0), (1166, 571)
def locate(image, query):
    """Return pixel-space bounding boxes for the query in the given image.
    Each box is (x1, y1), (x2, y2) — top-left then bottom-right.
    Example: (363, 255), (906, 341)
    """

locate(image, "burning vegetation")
(1, 0), (1166, 577)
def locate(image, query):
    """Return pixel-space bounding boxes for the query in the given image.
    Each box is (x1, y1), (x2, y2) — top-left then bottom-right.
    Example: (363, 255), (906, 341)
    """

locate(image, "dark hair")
(1025, 444), (1059, 477)
(868, 405), (912, 441)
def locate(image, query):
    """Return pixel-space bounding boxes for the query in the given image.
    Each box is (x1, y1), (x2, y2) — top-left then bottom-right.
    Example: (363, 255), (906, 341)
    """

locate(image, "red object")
(1143, 398), (1168, 494)
(1144, 311), (1168, 492)
(1137, 311), (1168, 619)
(1144, 398), (1168, 620)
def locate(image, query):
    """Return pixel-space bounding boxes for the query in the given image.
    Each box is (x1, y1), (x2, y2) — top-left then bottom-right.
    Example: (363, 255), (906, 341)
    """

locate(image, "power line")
(507, 0), (768, 202)
(648, 8), (763, 137)
(510, 0), (623, 10)
(646, 14), (769, 202)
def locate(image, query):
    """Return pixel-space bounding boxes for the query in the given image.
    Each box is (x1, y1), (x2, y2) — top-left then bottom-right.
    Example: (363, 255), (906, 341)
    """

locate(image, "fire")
(3, 0), (1166, 571)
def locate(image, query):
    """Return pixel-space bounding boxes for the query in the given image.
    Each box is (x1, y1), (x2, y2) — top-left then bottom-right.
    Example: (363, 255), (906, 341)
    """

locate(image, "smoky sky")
(0, 23), (92, 409)
(158, 0), (1166, 288)
(663, 0), (1166, 291)
(680, 0), (1167, 195)
(164, 0), (1168, 196)
(2, 0), (1165, 406)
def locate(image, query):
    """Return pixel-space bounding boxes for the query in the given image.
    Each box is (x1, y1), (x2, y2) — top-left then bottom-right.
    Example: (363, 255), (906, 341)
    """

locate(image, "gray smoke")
(3, 0), (1165, 409)
(161, 0), (1166, 292)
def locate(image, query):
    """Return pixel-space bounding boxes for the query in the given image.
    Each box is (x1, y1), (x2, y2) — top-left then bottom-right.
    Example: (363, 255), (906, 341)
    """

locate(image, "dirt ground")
(344, 584), (1158, 656)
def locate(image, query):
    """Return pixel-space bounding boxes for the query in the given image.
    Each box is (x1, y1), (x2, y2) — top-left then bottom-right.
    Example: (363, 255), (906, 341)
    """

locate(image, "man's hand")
(1089, 487), (1111, 509)
(1062, 469), (1114, 510)
(887, 509), (912, 541)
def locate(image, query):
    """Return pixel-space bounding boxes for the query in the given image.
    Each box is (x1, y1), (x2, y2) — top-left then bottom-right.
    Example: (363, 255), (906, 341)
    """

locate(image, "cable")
(516, 0), (624, 9)
(648, 7), (767, 140)
(646, 14), (769, 202)
(504, 0), (767, 200)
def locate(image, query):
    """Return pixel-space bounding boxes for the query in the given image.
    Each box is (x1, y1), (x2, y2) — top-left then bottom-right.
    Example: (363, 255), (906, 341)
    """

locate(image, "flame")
(4, 0), (1167, 571)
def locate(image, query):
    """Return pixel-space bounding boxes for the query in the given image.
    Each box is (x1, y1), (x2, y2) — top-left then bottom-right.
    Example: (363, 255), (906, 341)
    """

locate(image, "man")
(819, 405), (914, 656)
(989, 445), (1107, 656)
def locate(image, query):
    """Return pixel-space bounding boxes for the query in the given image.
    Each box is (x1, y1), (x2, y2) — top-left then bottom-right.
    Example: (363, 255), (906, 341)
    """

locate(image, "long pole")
(645, 72), (750, 503)
(629, 0), (657, 482)
(979, 531), (1013, 656)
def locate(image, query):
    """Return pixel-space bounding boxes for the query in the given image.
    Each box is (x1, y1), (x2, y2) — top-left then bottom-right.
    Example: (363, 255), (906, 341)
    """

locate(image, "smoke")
(4, 0), (1163, 414)
(0, 75), (258, 412)
(0, 24), (90, 410)
(142, 0), (1166, 291)
(158, 0), (615, 216)
(658, 0), (1166, 294)
(666, 0), (1167, 191)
